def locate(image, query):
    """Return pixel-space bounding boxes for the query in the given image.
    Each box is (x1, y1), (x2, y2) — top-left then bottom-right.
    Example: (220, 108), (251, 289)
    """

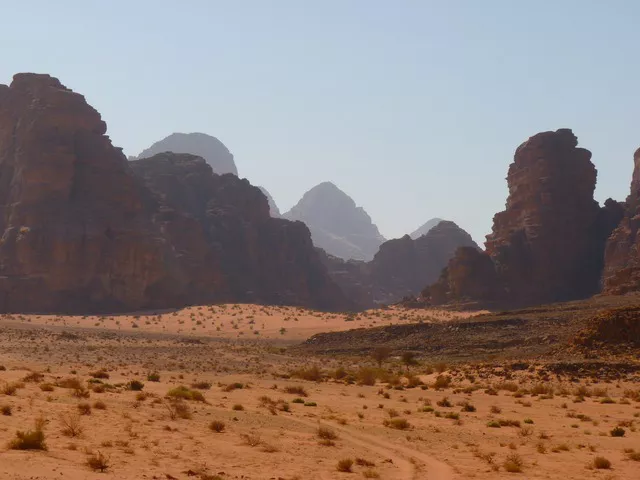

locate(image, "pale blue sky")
(1, 1), (638, 243)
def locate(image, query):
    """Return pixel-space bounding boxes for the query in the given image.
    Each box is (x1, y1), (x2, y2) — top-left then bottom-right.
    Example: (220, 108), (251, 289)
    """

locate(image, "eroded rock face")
(131, 153), (351, 311)
(0, 73), (186, 312)
(283, 182), (385, 261)
(320, 221), (478, 308)
(426, 129), (620, 308)
(603, 149), (640, 294)
(132, 132), (238, 176)
(0, 74), (350, 313)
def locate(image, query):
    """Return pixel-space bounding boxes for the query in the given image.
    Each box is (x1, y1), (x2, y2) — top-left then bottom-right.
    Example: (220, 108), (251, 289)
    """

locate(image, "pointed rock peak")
(132, 132), (238, 176)
(410, 218), (444, 239)
(258, 186), (281, 217)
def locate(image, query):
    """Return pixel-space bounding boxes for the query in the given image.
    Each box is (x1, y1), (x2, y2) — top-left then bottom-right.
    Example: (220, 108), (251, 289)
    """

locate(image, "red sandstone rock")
(425, 129), (621, 308)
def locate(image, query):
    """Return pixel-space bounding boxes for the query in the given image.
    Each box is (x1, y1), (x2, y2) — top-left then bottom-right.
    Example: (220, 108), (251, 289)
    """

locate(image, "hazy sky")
(2, 1), (638, 243)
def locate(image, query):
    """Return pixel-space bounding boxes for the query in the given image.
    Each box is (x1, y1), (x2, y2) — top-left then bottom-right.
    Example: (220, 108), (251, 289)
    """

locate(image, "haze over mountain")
(283, 182), (385, 261)
(258, 187), (281, 217)
(410, 218), (444, 239)
(131, 132), (238, 176)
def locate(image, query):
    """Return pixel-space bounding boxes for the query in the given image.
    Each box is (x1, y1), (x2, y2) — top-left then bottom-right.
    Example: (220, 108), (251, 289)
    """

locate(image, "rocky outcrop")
(283, 182), (385, 261)
(258, 186), (281, 217)
(410, 218), (443, 239)
(425, 129), (621, 308)
(0, 73), (350, 313)
(320, 221), (478, 308)
(602, 148), (640, 294)
(0, 73), (187, 312)
(131, 153), (351, 310)
(131, 132), (238, 176)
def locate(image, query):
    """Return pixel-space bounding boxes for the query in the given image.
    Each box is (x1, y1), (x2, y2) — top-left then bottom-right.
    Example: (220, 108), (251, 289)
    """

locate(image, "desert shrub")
(487, 421), (501, 428)
(317, 426), (338, 440)
(128, 380), (144, 391)
(192, 381), (212, 390)
(383, 418), (410, 430)
(627, 451), (640, 461)
(356, 458), (375, 467)
(39, 383), (55, 392)
(147, 372), (160, 382)
(86, 451), (110, 472)
(503, 453), (523, 472)
(357, 367), (377, 386)
(304, 401), (317, 407)
(1, 382), (19, 396)
(437, 396), (452, 407)
(89, 370), (110, 380)
(93, 400), (107, 410)
(490, 405), (502, 414)
(610, 426), (625, 437)
(593, 456), (611, 469)
(77, 402), (92, 415)
(166, 386), (205, 402)
(223, 382), (244, 392)
(284, 385), (308, 397)
(165, 399), (191, 420)
(461, 402), (476, 412)
(433, 375), (452, 390)
(240, 432), (262, 447)
(60, 412), (83, 437)
(530, 384), (553, 396)
(9, 417), (46, 450)
(336, 458), (354, 472)
(210, 420), (226, 433)
(292, 398), (305, 404)
(232, 403), (244, 411)
(22, 372), (44, 383)
(1, 405), (12, 416)
(291, 366), (323, 382)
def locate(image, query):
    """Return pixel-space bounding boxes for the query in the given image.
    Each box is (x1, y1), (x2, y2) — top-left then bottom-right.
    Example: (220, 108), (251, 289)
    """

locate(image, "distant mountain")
(283, 182), (385, 261)
(131, 132), (238, 176)
(258, 187), (281, 217)
(410, 218), (443, 239)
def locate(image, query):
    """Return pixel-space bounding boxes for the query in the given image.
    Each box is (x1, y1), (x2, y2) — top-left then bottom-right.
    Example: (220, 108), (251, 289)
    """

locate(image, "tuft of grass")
(232, 403), (244, 411)
(93, 400), (107, 410)
(284, 385), (308, 397)
(77, 402), (92, 415)
(128, 380), (144, 391)
(337, 458), (354, 472)
(164, 399), (192, 420)
(147, 372), (161, 382)
(166, 386), (205, 402)
(192, 381), (212, 390)
(610, 426), (625, 437)
(1, 405), (12, 416)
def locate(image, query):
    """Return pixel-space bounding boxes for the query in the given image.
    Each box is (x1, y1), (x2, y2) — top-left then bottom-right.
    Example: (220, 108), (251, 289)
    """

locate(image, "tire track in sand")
(291, 415), (456, 480)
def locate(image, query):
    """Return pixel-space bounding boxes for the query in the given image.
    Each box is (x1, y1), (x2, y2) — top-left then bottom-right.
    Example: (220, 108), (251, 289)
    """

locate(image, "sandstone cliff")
(283, 182), (385, 261)
(425, 129), (622, 308)
(0, 74), (349, 313)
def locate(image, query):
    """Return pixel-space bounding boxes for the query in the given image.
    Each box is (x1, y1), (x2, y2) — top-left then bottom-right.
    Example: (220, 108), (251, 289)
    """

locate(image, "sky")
(1, 1), (639, 244)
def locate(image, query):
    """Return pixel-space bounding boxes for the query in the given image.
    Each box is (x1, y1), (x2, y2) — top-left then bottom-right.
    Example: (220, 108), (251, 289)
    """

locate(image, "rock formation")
(602, 148), (640, 294)
(283, 182), (385, 261)
(131, 153), (350, 310)
(0, 73), (186, 312)
(425, 129), (622, 308)
(258, 186), (281, 217)
(320, 221), (478, 308)
(0, 73), (350, 313)
(131, 132), (238, 176)
(410, 218), (443, 239)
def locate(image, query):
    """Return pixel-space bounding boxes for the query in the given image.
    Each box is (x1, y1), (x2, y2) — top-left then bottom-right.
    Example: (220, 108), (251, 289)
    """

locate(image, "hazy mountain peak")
(283, 182), (385, 261)
(410, 217), (444, 239)
(131, 132), (238, 176)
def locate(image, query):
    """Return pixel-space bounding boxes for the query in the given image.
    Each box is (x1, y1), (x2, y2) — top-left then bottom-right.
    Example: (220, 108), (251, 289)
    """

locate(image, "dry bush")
(240, 432), (262, 447)
(22, 372), (44, 383)
(362, 469), (380, 478)
(1, 405), (12, 416)
(232, 403), (244, 411)
(1, 382), (19, 396)
(77, 402), (92, 415)
(93, 400), (107, 410)
(592, 456), (611, 469)
(355, 458), (375, 467)
(210, 420), (226, 433)
(503, 453), (523, 472)
(284, 385), (308, 397)
(317, 426), (338, 440)
(192, 381), (212, 390)
(60, 412), (83, 437)
(383, 418), (411, 430)
(8, 417), (47, 450)
(357, 367), (377, 386)
(39, 383), (55, 392)
(290, 366), (323, 382)
(89, 370), (110, 380)
(166, 386), (205, 402)
(432, 375), (452, 390)
(127, 380), (144, 391)
(86, 451), (110, 472)
(165, 399), (192, 420)
(336, 458), (354, 472)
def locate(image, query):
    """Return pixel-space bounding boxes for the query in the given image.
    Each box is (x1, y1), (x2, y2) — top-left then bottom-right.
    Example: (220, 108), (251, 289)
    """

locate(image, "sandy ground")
(0, 305), (637, 479)
(0, 305), (483, 341)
